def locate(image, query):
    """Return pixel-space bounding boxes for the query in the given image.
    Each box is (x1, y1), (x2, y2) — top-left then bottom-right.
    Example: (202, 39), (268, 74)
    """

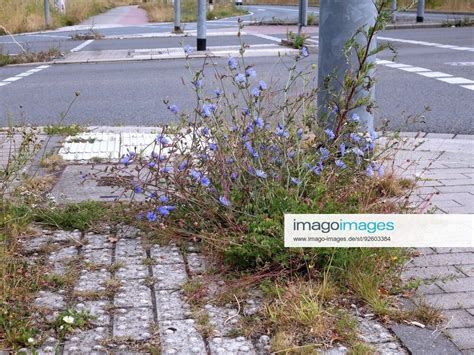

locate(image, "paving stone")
(115, 279), (152, 308)
(115, 238), (146, 264)
(410, 253), (474, 267)
(150, 245), (184, 264)
(446, 328), (474, 350)
(187, 253), (208, 275)
(113, 307), (153, 340)
(21, 235), (55, 252)
(424, 292), (474, 310)
(116, 263), (149, 279)
(34, 291), (65, 311)
(75, 270), (110, 293)
(159, 319), (206, 354)
(83, 248), (112, 265)
(63, 328), (109, 354)
(402, 266), (464, 281)
(443, 310), (474, 329)
(373, 342), (407, 355)
(209, 336), (256, 354)
(75, 300), (110, 326)
(391, 324), (461, 354)
(51, 230), (82, 243)
(205, 304), (241, 337)
(48, 246), (78, 262)
(36, 335), (60, 354)
(155, 289), (192, 321)
(357, 318), (394, 343)
(456, 265), (474, 277)
(153, 263), (187, 290)
(416, 283), (446, 295)
(83, 233), (113, 250)
(436, 277), (474, 292)
(432, 248), (474, 254)
(116, 224), (141, 239)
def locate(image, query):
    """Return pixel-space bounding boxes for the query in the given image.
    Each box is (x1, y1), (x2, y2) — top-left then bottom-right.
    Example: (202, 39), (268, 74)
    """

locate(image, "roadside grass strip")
(376, 59), (474, 92)
(0, 64), (50, 87)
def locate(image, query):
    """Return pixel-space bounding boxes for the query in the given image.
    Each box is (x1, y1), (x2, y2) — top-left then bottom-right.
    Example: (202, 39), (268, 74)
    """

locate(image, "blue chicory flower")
(160, 166), (173, 173)
(255, 170), (267, 178)
(377, 164), (384, 177)
(159, 195), (168, 203)
(120, 155), (131, 165)
(246, 68), (256, 78)
(192, 79), (203, 88)
(157, 135), (173, 145)
(259, 80), (268, 90)
(147, 161), (156, 168)
(201, 104), (213, 118)
(184, 45), (193, 54)
(324, 128), (335, 140)
(214, 89), (222, 97)
(201, 176), (210, 187)
(190, 169), (201, 181)
(134, 186), (142, 193)
(235, 73), (246, 84)
(209, 143), (218, 151)
(369, 129), (377, 142)
(350, 132), (360, 143)
(301, 47), (309, 57)
(291, 177), (301, 185)
(168, 104), (179, 114)
(178, 160), (187, 171)
(297, 128), (303, 140)
(339, 143), (346, 156)
(319, 147), (330, 159)
(366, 165), (374, 177)
(228, 57), (238, 70)
(157, 206), (170, 216)
(137, 212), (143, 221)
(251, 87), (260, 98)
(350, 113), (360, 122)
(146, 211), (157, 222)
(254, 117), (264, 129)
(335, 160), (346, 169)
(219, 195), (231, 206)
(202, 127), (210, 136)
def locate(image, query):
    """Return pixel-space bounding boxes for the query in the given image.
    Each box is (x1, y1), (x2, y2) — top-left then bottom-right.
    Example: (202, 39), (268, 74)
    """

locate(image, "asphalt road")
(0, 6), (473, 134)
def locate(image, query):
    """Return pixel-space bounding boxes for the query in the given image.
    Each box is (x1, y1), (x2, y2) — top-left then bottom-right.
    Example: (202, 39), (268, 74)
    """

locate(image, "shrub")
(93, 9), (407, 272)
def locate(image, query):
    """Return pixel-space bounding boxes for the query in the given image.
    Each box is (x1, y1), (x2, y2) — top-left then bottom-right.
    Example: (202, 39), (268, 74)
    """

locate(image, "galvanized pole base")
(317, 0), (378, 132)
(417, 0), (425, 22)
(174, 0), (181, 33)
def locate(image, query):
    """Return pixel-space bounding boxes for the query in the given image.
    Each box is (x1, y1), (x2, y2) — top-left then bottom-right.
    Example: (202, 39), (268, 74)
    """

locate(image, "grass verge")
(0, 48), (61, 67)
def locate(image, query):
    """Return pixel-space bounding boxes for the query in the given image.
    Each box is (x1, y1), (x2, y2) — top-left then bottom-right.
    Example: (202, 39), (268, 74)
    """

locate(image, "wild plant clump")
(98, 17), (405, 271)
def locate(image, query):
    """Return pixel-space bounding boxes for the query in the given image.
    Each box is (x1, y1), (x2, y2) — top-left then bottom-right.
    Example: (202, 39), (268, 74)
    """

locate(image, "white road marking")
(437, 77), (474, 85)
(399, 66), (431, 72)
(0, 64), (51, 88)
(3, 77), (23, 82)
(445, 62), (474, 66)
(251, 33), (282, 42)
(378, 36), (474, 52)
(418, 71), (453, 78)
(70, 39), (94, 53)
(376, 60), (474, 92)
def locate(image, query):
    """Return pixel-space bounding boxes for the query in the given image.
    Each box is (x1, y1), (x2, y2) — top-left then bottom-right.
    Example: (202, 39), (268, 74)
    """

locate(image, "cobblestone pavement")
(17, 226), (407, 354)
(388, 133), (474, 354)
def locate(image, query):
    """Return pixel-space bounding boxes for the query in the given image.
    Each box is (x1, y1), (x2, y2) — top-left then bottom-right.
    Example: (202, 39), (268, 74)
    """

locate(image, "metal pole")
(317, 0), (377, 132)
(298, 0), (308, 36)
(44, 0), (51, 27)
(197, 0), (207, 51)
(391, 0), (397, 23)
(417, 0), (425, 22)
(174, 0), (181, 32)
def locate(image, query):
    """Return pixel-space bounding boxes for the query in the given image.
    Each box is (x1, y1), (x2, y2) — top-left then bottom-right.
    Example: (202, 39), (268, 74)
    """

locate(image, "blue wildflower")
(202, 127), (210, 136)
(335, 160), (346, 169)
(297, 128), (303, 140)
(235, 73), (246, 84)
(352, 147), (364, 156)
(291, 177), (301, 185)
(192, 79), (203, 88)
(137, 212), (143, 220)
(184, 45), (193, 54)
(319, 147), (330, 159)
(228, 57), (238, 70)
(201, 104), (213, 118)
(242, 107), (250, 116)
(148, 161), (156, 168)
(231, 172), (238, 181)
(163, 205), (176, 211)
(246, 125), (254, 134)
(159, 195), (168, 203)
(178, 160), (187, 171)
(214, 89), (222, 97)
(339, 143), (346, 156)
(201, 176), (211, 187)
(255, 170), (267, 178)
(350, 113), (360, 122)
(120, 155), (131, 165)
(190, 169), (201, 181)
(259, 80), (268, 90)
(246, 68), (256, 78)
(209, 143), (218, 151)
(157, 206), (169, 216)
(134, 186), (142, 193)
(312, 161), (323, 175)
(160, 166), (173, 173)
(288, 150), (296, 159)
(157, 135), (173, 145)
(219, 195), (231, 207)
(350, 132), (360, 143)
(146, 211), (157, 222)
(254, 117), (264, 129)
(168, 104), (179, 114)
(324, 128), (335, 140)
(301, 47), (309, 57)
(369, 129), (377, 142)
(366, 165), (374, 177)
(276, 124), (289, 138)
(251, 87), (260, 98)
